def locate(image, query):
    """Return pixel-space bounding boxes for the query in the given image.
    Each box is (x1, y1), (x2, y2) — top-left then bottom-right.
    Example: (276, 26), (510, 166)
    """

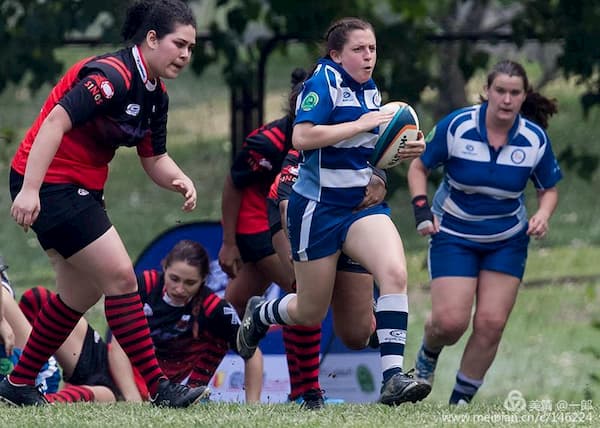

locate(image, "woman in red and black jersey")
(133, 239), (262, 402)
(2, 0), (205, 408)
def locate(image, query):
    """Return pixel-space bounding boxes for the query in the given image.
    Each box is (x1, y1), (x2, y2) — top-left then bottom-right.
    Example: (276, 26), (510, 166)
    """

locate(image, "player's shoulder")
(80, 49), (133, 93)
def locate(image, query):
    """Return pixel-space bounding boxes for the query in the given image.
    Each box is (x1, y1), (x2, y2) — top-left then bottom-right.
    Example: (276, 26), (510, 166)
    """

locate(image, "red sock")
(283, 326), (301, 400)
(46, 385), (95, 403)
(284, 325), (321, 396)
(18, 286), (53, 324)
(9, 293), (82, 386)
(105, 292), (165, 395)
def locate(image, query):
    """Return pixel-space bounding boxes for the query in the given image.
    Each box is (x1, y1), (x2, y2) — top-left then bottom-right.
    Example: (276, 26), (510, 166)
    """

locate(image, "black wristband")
(411, 195), (434, 230)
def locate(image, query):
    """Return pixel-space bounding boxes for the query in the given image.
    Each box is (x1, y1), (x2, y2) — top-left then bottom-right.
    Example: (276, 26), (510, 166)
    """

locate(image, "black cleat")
(236, 296), (269, 360)
(150, 379), (210, 408)
(0, 377), (49, 407)
(300, 388), (325, 410)
(378, 370), (431, 406)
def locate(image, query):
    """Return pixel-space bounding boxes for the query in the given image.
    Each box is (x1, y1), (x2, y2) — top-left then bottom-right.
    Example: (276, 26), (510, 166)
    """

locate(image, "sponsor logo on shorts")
(77, 188), (89, 196)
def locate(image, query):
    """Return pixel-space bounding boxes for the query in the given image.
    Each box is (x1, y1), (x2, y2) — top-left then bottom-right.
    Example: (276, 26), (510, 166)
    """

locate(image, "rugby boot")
(236, 296), (269, 360)
(0, 377), (49, 406)
(378, 370), (431, 406)
(150, 379), (210, 408)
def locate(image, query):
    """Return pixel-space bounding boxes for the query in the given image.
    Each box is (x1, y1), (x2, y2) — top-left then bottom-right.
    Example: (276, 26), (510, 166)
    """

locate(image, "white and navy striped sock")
(255, 293), (295, 326)
(375, 293), (408, 383)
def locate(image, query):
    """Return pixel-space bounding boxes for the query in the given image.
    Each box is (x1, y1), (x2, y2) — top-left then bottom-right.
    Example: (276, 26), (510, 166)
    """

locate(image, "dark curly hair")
(121, 0), (196, 45)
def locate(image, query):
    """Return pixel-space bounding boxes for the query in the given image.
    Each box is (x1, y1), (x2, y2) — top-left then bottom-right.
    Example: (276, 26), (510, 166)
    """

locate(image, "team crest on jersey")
(510, 148), (526, 164)
(301, 92), (319, 111)
(175, 314), (191, 332)
(125, 104), (140, 116)
(100, 80), (114, 99)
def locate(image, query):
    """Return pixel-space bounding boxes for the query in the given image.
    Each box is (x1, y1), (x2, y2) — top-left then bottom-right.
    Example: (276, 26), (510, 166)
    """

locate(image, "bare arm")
(218, 174), (243, 278)
(407, 158), (429, 198)
(11, 105), (72, 230)
(140, 154), (197, 212)
(527, 187), (559, 239)
(292, 109), (395, 151)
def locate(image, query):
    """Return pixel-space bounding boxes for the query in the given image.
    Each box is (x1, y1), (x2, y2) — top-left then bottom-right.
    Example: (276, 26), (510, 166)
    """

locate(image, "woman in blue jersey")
(236, 17), (431, 406)
(408, 60), (562, 404)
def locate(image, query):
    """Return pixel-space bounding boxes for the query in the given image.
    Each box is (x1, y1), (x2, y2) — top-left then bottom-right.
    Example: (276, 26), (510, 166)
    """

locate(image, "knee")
(338, 328), (371, 351)
(107, 264), (137, 295)
(375, 265), (407, 293)
(428, 316), (469, 345)
(337, 325), (372, 350)
(472, 315), (507, 343)
(341, 334), (371, 350)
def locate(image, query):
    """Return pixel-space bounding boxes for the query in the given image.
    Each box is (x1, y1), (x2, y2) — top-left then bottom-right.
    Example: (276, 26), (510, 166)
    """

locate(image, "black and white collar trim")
(132, 45), (157, 91)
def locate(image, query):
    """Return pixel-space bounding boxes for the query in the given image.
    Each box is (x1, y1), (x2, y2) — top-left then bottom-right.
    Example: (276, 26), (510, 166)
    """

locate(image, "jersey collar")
(132, 45), (157, 91)
(162, 286), (189, 307)
(319, 57), (376, 92)
(477, 102), (521, 145)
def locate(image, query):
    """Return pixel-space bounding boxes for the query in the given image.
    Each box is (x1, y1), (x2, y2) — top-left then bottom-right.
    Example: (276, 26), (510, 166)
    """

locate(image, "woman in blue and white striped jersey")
(408, 59), (562, 405)
(236, 17), (430, 407)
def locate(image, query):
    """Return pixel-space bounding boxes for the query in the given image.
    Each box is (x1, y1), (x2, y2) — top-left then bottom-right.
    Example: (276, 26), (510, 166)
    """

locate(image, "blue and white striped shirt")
(292, 58), (381, 208)
(422, 102), (562, 242)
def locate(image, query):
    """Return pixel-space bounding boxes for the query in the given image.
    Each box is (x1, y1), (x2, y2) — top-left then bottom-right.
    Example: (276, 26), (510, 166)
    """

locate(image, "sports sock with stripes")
(46, 384), (95, 403)
(282, 326), (302, 400)
(255, 293), (294, 326)
(104, 292), (165, 396)
(9, 293), (82, 386)
(285, 325), (321, 397)
(449, 370), (483, 404)
(375, 293), (408, 383)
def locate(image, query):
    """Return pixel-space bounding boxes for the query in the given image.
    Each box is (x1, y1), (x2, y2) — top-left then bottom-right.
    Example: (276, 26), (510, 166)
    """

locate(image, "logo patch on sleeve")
(301, 92), (319, 111)
(100, 80), (114, 99)
(425, 125), (436, 143)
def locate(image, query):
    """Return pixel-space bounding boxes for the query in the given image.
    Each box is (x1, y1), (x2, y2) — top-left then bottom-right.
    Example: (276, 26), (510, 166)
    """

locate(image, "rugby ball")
(371, 101), (419, 169)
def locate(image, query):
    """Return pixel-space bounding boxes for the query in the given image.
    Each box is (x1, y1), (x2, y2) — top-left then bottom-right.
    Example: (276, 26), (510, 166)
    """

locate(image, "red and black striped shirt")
(12, 46), (169, 190)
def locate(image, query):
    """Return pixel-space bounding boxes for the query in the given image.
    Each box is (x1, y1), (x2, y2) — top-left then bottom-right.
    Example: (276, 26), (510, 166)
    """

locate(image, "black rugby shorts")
(10, 169), (111, 258)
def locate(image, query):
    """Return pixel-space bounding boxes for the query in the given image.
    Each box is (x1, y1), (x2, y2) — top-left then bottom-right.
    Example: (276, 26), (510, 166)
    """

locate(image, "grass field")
(1, 45), (600, 426)
(2, 400), (597, 428)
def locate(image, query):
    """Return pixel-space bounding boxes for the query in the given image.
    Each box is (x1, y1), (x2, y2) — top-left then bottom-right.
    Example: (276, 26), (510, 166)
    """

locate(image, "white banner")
(207, 352), (382, 403)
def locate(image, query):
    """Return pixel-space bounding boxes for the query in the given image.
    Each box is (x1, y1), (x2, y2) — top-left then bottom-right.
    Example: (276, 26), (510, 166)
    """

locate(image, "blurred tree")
(514, 0), (600, 117)
(0, 0), (121, 93)
(1, 0), (598, 172)
(512, 0), (600, 181)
